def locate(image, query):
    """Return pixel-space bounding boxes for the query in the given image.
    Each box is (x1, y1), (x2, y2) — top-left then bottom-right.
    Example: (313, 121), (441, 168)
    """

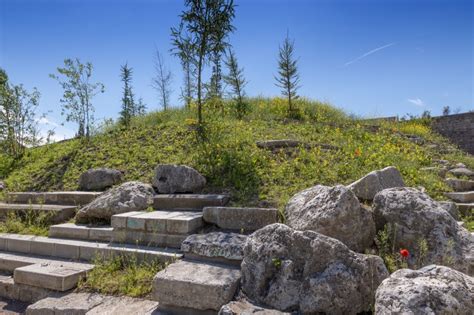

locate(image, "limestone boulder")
(181, 232), (247, 262)
(78, 168), (122, 191)
(241, 223), (389, 314)
(375, 265), (474, 315)
(152, 164), (206, 194)
(75, 181), (154, 223)
(347, 166), (405, 201)
(285, 185), (375, 252)
(439, 201), (460, 220)
(373, 187), (474, 275)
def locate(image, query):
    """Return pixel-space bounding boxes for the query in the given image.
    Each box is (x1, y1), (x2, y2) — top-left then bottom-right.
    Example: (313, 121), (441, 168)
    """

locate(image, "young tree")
(224, 49), (247, 118)
(275, 32), (301, 116)
(152, 50), (173, 110)
(172, 35), (196, 108)
(136, 97), (147, 116)
(171, 0), (236, 126)
(0, 68), (42, 157)
(442, 106), (451, 116)
(50, 58), (104, 138)
(119, 63), (135, 126)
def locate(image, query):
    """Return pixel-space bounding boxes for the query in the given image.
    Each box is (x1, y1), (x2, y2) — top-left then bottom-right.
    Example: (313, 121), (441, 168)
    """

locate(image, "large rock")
(373, 187), (474, 275)
(285, 185), (375, 252)
(78, 168), (122, 191)
(181, 232), (247, 263)
(75, 181), (154, 223)
(241, 224), (389, 314)
(375, 265), (474, 315)
(347, 166), (405, 200)
(26, 293), (104, 315)
(152, 164), (206, 194)
(439, 201), (460, 220)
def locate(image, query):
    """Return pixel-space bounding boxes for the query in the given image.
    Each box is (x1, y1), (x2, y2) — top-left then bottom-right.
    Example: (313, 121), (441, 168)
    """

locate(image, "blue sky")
(1, 0), (473, 140)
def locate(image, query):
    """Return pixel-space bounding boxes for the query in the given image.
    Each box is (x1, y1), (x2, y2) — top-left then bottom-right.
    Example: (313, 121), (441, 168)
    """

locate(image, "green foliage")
(0, 211), (50, 236)
(119, 63), (136, 126)
(2, 98), (473, 219)
(78, 255), (167, 298)
(50, 58), (105, 138)
(224, 49), (248, 118)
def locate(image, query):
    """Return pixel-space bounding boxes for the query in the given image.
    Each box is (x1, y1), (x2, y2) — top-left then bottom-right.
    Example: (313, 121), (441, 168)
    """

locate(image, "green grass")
(0, 211), (50, 236)
(1, 97), (473, 217)
(77, 255), (168, 298)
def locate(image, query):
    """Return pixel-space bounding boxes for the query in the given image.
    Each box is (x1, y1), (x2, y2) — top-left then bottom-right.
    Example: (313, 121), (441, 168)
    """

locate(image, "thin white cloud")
(344, 42), (396, 67)
(407, 98), (425, 107)
(36, 116), (60, 127)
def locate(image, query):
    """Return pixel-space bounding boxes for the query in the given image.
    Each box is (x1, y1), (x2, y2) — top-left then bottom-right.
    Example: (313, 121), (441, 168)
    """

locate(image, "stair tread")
(0, 203), (77, 210)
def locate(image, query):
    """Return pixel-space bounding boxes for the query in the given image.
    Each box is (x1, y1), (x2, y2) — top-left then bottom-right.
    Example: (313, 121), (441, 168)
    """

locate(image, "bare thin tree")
(152, 49), (173, 110)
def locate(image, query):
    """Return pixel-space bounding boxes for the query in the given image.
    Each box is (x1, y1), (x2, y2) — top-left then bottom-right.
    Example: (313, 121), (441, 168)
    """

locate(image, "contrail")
(344, 42), (396, 67)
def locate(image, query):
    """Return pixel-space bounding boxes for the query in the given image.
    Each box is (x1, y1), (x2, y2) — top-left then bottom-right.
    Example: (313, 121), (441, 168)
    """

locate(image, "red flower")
(400, 249), (409, 258)
(354, 148), (361, 157)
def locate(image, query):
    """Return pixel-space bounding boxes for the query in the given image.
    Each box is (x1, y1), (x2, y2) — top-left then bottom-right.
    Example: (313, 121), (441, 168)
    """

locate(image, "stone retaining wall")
(432, 112), (474, 155)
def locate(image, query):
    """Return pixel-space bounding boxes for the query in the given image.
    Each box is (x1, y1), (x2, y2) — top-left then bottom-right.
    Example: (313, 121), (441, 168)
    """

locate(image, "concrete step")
(447, 168), (474, 179)
(152, 260), (241, 313)
(49, 223), (113, 242)
(445, 179), (474, 192)
(111, 211), (203, 248)
(456, 203), (474, 216)
(0, 203), (77, 224)
(445, 191), (474, 203)
(0, 234), (181, 264)
(203, 206), (279, 232)
(153, 194), (229, 211)
(7, 192), (100, 206)
(0, 251), (93, 292)
(0, 273), (54, 304)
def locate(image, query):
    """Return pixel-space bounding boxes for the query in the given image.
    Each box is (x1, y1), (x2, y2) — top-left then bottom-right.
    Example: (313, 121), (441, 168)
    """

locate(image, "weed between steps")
(77, 254), (168, 298)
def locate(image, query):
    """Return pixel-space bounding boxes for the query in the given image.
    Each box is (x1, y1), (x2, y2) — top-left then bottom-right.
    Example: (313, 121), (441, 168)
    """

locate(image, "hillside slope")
(1, 98), (473, 214)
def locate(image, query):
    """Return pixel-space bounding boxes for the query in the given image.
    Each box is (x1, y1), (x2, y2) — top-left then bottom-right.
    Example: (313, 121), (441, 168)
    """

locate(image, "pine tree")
(224, 49), (247, 118)
(119, 63), (135, 126)
(275, 32), (300, 116)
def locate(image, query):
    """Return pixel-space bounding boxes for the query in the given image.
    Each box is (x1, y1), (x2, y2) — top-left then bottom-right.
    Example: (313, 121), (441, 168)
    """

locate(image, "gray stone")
(420, 166), (448, 178)
(203, 207), (278, 231)
(0, 203), (77, 224)
(455, 162), (467, 169)
(182, 232), (247, 262)
(241, 224), (388, 314)
(86, 296), (158, 314)
(219, 300), (291, 315)
(439, 201), (460, 220)
(0, 181), (5, 192)
(448, 167), (474, 179)
(7, 191), (101, 206)
(375, 265), (474, 315)
(348, 166), (405, 200)
(285, 185), (375, 252)
(153, 194), (230, 210)
(152, 164), (206, 194)
(446, 178), (474, 192)
(75, 181), (154, 223)
(78, 168), (122, 191)
(26, 293), (104, 315)
(373, 187), (474, 275)
(152, 260), (241, 311)
(445, 191), (474, 203)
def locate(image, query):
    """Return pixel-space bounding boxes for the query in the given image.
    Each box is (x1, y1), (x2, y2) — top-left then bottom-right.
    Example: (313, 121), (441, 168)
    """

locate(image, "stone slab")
(203, 207), (278, 231)
(445, 191), (474, 203)
(153, 194), (229, 211)
(0, 234), (182, 264)
(86, 296), (158, 314)
(0, 273), (55, 303)
(181, 232), (247, 263)
(0, 203), (77, 222)
(7, 192), (101, 206)
(152, 260), (241, 311)
(14, 262), (93, 291)
(26, 293), (104, 315)
(445, 179), (474, 192)
(49, 223), (113, 242)
(112, 229), (187, 249)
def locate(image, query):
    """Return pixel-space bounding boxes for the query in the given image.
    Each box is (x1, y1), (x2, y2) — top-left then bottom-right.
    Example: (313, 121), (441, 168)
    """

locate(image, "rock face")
(181, 232), (247, 262)
(347, 166), (405, 200)
(373, 187), (474, 275)
(219, 299), (291, 315)
(241, 224), (389, 314)
(439, 201), (460, 220)
(203, 207), (279, 231)
(78, 168), (122, 191)
(75, 181), (154, 223)
(375, 265), (474, 315)
(152, 164), (206, 194)
(285, 185), (375, 252)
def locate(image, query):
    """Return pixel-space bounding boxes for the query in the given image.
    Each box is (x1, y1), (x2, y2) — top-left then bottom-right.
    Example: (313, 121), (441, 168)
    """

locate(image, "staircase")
(0, 189), (279, 313)
(445, 178), (474, 217)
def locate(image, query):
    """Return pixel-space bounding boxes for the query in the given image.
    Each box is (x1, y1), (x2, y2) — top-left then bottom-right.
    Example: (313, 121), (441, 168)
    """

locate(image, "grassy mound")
(1, 97), (473, 216)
